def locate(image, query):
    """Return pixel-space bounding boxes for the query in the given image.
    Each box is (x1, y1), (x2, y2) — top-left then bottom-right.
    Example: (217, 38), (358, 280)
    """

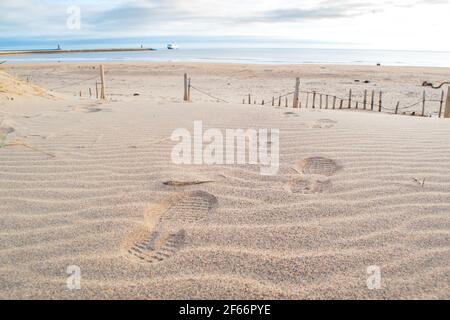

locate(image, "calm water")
(2, 48), (450, 67)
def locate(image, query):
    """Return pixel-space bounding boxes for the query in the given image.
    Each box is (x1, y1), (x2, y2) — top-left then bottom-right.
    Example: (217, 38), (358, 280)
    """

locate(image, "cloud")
(235, 1), (382, 23)
(0, 0), (449, 51)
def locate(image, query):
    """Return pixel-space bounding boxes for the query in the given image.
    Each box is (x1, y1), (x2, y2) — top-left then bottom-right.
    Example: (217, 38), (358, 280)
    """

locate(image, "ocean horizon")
(2, 47), (450, 68)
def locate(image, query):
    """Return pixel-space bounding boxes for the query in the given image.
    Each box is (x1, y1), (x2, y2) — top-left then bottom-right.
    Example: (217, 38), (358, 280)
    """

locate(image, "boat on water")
(167, 43), (179, 50)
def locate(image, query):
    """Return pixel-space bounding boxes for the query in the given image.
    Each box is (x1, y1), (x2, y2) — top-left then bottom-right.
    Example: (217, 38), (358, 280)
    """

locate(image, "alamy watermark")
(67, 5), (81, 30)
(366, 265), (382, 290)
(66, 265), (81, 290)
(171, 121), (280, 176)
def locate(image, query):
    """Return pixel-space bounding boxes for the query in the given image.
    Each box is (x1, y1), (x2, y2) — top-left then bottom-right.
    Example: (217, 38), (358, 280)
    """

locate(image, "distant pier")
(0, 48), (156, 56)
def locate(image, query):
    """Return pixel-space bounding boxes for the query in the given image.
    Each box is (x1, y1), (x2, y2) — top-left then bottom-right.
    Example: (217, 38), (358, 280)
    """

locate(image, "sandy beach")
(0, 62), (449, 299)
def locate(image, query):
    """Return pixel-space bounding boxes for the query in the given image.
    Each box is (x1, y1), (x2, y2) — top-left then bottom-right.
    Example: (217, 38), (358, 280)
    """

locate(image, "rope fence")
(22, 66), (449, 119)
(183, 73), (450, 119)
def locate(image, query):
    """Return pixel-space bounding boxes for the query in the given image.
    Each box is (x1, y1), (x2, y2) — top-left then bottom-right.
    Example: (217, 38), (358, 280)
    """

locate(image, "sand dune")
(0, 64), (449, 299)
(0, 70), (53, 101)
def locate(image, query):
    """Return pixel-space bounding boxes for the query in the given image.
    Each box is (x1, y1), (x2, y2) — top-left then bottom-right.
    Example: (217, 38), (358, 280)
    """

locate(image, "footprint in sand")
(284, 112), (299, 118)
(127, 191), (218, 264)
(84, 108), (103, 113)
(294, 157), (341, 177)
(309, 119), (337, 129)
(0, 126), (14, 146)
(128, 229), (187, 264)
(284, 175), (331, 194)
(77, 107), (103, 113)
(286, 157), (341, 194)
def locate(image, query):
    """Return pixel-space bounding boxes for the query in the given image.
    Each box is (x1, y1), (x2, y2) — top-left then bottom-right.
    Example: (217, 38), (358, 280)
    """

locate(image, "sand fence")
(183, 72), (450, 118)
(23, 64), (449, 119)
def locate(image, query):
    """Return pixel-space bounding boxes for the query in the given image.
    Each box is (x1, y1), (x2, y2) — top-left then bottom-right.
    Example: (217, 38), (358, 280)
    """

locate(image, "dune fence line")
(183, 73), (450, 119)
(48, 65), (107, 100)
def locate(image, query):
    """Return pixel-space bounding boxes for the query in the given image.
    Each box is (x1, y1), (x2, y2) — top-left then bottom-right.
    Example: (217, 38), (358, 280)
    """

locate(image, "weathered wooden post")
(272, 97), (275, 107)
(395, 101), (400, 115)
(89, 88), (92, 98)
(306, 92), (309, 108)
(95, 82), (99, 99)
(371, 90), (375, 111)
(378, 91), (383, 112)
(438, 90), (444, 118)
(278, 96), (282, 107)
(285, 97), (288, 108)
(100, 65), (106, 100)
(421, 90), (426, 116)
(187, 77), (191, 101)
(325, 95), (329, 109)
(348, 89), (352, 109)
(248, 94), (251, 105)
(333, 96), (336, 109)
(444, 87), (450, 118)
(293, 77), (300, 108)
(339, 99), (343, 109)
(363, 89), (367, 110)
(312, 92), (316, 109)
(183, 73), (188, 101)
(319, 94), (323, 109)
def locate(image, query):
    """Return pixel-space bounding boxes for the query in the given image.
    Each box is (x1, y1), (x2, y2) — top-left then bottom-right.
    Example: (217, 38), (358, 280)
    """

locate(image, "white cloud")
(0, 0), (449, 50)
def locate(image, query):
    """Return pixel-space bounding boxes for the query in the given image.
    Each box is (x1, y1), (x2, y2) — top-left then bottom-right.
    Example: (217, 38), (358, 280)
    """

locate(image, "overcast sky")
(1, 0), (449, 50)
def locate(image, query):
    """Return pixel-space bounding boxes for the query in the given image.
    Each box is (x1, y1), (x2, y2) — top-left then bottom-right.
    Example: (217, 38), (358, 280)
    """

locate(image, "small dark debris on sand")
(163, 180), (214, 187)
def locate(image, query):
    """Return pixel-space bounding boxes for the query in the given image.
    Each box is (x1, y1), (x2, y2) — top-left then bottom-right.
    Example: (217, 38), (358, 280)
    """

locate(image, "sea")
(2, 47), (450, 68)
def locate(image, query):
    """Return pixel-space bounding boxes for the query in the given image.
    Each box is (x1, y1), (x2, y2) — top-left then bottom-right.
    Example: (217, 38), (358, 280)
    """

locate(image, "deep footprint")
(161, 190), (218, 224)
(127, 191), (217, 264)
(128, 230), (186, 263)
(294, 157), (341, 177)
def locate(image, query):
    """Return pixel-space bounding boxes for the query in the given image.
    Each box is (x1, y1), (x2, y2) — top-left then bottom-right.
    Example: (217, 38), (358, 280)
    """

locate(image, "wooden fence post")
(278, 96), (281, 107)
(325, 95), (329, 109)
(319, 94), (323, 109)
(333, 96), (336, 109)
(421, 90), (426, 116)
(95, 82), (99, 99)
(285, 97), (288, 108)
(89, 88), (92, 98)
(438, 90), (444, 118)
(444, 87), (450, 118)
(363, 89), (367, 110)
(378, 91), (383, 112)
(248, 94), (251, 105)
(395, 101), (400, 114)
(293, 77), (300, 108)
(306, 93), (309, 108)
(272, 97), (275, 107)
(100, 65), (106, 100)
(371, 90), (375, 111)
(188, 78), (191, 101)
(339, 99), (343, 109)
(312, 92), (316, 109)
(183, 73), (188, 101)
(348, 89), (352, 109)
